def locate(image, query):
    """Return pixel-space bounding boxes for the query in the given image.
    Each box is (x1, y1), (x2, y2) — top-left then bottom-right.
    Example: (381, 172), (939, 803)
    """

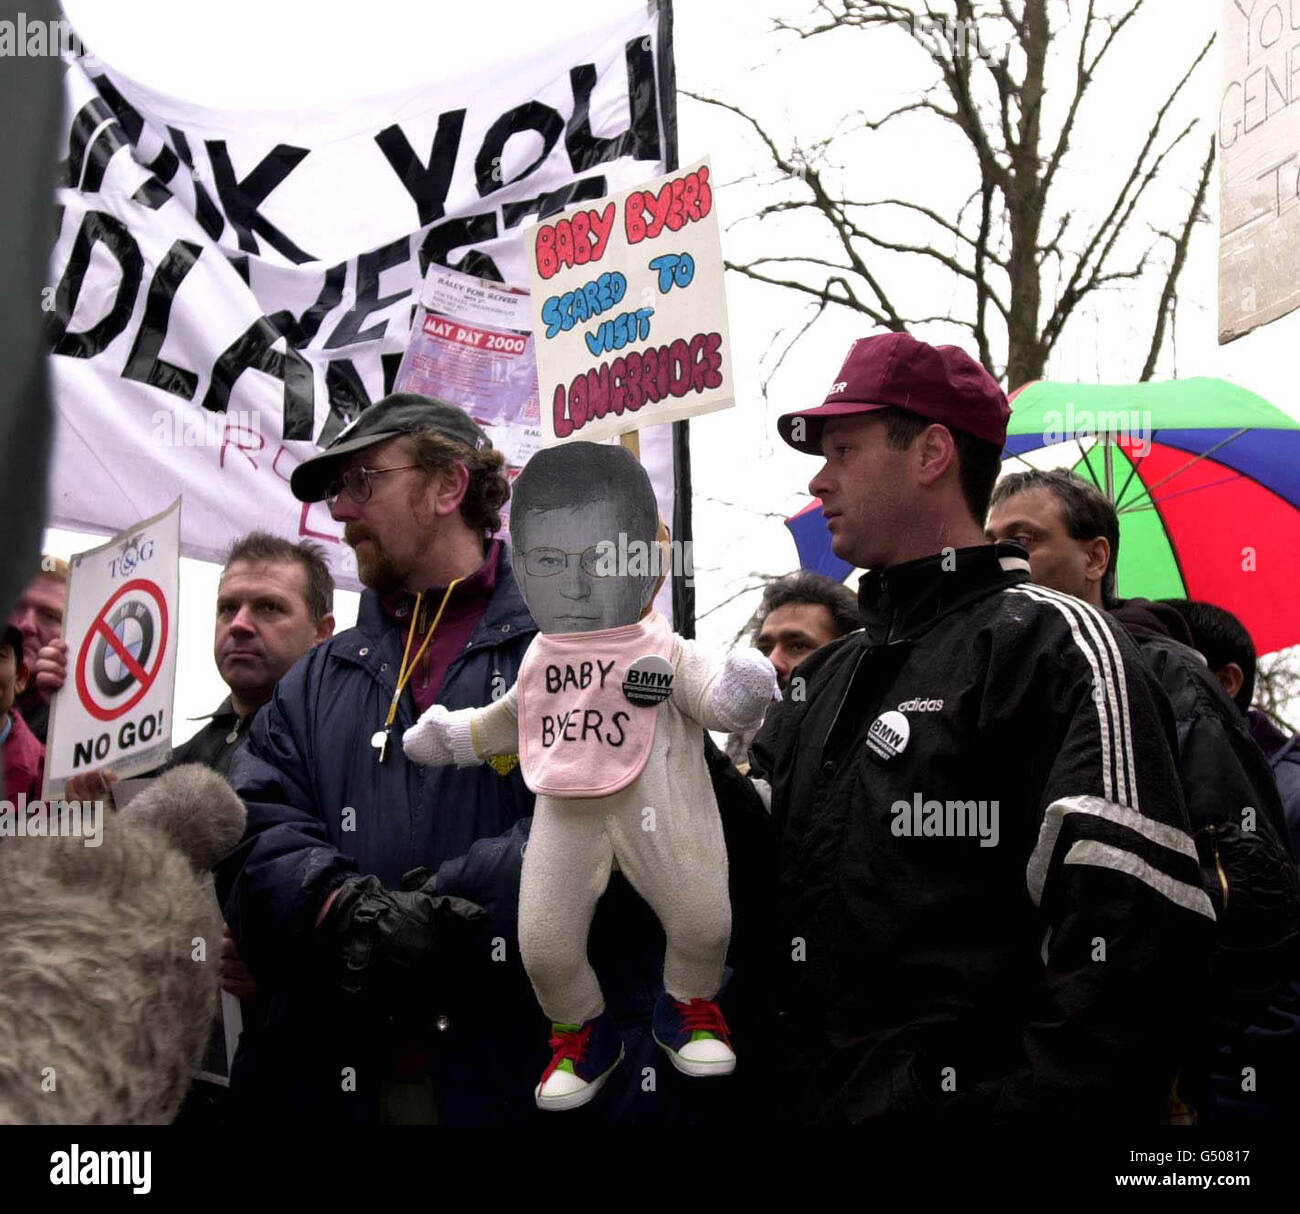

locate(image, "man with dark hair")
(42, 533), (336, 787)
(1162, 597), (1300, 863)
(724, 572), (860, 776)
(177, 532), (335, 772)
(750, 571), (860, 692)
(987, 467), (1121, 605)
(754, 332), (1211, 1125)
(988, 471), (1300, 1122)
(1160, 598), (1256, 713)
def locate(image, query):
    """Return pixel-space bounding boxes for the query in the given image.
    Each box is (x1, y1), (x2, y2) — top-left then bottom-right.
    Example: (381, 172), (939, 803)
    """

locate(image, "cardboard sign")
(43, 500), (180, 797)
(394, 265), (544, 537)
(528, 157), (735, 444)
(1218, 0), (1300, 341)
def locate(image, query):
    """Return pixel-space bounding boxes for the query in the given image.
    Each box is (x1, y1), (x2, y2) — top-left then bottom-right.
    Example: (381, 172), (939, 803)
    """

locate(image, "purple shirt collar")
(379, 538), (502, 625)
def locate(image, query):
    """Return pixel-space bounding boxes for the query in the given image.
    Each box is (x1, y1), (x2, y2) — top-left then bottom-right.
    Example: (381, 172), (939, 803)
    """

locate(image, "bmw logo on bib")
(623, 654), (674, 707)
(866, 710), (910, 762)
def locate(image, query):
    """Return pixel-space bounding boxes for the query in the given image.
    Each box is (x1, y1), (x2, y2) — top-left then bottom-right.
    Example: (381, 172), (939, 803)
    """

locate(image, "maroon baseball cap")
(777, 332), (1009, 453)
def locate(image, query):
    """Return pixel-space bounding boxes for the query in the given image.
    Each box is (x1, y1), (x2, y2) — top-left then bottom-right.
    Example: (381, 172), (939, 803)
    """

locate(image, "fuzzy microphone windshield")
(0, 763), (246, 1124)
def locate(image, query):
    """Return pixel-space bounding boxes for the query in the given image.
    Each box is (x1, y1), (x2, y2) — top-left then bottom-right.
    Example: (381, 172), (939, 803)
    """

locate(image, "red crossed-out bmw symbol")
(75, 579), (170, 722)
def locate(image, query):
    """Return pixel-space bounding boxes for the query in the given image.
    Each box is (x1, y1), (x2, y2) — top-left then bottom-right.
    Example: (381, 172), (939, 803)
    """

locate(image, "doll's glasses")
(521, 546), (611, 577)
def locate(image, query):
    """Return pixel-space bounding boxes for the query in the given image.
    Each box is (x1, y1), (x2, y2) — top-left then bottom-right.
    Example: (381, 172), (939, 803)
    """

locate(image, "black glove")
(318, 873), (486, 1007)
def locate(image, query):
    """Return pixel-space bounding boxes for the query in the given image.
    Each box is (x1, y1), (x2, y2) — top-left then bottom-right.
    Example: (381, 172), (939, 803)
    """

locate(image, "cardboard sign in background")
(1218, 0), (1300, 342)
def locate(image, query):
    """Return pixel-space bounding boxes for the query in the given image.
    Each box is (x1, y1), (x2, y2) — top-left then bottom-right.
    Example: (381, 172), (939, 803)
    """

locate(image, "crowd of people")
(5, 331), (1299, 1126)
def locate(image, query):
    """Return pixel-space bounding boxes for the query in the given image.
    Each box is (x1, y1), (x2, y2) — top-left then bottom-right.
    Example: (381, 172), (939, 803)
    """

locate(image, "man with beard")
(215, 394), (709, 1125)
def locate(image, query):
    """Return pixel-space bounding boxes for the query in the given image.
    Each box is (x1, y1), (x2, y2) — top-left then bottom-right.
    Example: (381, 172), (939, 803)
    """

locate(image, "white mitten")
(708, 648), (778, 732)
(402, 704), (480, 768)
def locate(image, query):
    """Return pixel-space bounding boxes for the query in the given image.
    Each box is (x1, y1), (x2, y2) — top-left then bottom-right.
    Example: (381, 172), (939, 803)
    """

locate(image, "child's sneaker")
(652, 993), (736, 1077)
(535, 1009), (624, 1111)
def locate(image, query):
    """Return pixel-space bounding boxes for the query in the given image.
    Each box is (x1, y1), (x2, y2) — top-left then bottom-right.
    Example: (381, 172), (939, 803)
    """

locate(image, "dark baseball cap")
(1, 624), (24, 662)
(777, 332), (1010, 453)
(290, 393), (492, 503)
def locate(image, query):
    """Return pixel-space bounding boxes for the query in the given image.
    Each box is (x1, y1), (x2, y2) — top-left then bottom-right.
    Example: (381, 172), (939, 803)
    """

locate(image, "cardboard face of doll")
(511, 443), (660, 634)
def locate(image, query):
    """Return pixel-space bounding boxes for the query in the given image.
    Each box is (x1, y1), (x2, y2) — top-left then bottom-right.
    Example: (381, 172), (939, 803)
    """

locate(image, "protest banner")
(44, 3), (694, 627)
(43, 499), (181, 798)
(527, 157), (734, 444)
(1218, 0), (1300, 341)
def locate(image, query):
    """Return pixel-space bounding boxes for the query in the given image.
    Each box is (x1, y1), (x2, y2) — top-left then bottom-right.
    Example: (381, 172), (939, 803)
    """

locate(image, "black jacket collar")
(856, 541), (1031, 645)
(187, 694), (238, 724)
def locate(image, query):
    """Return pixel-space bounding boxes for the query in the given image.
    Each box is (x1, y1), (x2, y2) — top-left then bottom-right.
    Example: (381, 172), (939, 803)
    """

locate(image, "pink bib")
(515, 611), (674, 798)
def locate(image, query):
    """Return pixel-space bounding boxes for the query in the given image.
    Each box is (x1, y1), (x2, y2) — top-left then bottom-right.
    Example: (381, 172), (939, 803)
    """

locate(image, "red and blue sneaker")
(652, 993), (736, 1077)
(535, 1009), (624, 1111)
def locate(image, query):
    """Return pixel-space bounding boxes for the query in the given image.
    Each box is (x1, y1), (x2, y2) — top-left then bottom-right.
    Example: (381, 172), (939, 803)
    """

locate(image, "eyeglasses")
(521, 546), (612, 578)
(325, 464), (421, 506)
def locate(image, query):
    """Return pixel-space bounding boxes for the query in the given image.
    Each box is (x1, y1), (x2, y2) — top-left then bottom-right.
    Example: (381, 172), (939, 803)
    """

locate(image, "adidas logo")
(898, 698), (944, 712)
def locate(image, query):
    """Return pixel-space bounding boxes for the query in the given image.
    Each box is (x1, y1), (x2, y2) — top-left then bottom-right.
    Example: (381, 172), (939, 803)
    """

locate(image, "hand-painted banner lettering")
(46, 5), (681, 594)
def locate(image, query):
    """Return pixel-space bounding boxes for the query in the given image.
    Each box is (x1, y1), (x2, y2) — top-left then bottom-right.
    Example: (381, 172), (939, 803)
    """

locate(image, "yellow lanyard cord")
(382, 576), (464, 732)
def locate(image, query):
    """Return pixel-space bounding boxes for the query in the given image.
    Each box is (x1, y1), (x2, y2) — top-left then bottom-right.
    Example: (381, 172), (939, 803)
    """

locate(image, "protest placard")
(394, 265), (544, 535)
(528, 157), (734, 444)
(43, 499), (181, 798)
(1218, 0), (1300, 341)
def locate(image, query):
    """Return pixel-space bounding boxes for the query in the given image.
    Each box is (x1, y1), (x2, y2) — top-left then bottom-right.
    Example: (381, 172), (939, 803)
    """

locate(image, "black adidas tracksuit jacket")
(751, 542), (1216, 1125)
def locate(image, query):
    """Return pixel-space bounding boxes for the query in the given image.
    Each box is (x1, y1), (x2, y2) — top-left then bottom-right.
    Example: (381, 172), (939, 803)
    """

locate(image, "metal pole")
(1103, 435), (1115, 502)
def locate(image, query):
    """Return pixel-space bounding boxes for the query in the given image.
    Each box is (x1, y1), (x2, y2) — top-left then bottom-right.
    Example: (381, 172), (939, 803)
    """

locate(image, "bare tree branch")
(691, 1), (1215, 388)
(1141, 134), (1215, 380)
(1040, 35), (1212, 348)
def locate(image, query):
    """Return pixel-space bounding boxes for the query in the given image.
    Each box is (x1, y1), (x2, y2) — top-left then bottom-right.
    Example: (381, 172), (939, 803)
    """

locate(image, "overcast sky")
(47, 0), (1297, 741)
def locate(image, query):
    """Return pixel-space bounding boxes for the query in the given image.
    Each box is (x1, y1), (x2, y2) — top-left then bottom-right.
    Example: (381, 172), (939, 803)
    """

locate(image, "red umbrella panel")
(1072, 437), (1300, 656)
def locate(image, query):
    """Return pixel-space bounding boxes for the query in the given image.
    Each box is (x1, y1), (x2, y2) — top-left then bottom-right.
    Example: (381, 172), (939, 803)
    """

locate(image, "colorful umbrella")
(1004, 378), (1300, 655)
(782, 377), (1300, 654)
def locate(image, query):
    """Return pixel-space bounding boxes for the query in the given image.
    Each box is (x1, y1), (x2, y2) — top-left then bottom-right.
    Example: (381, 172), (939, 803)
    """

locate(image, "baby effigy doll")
(403, 441), (777, 1111)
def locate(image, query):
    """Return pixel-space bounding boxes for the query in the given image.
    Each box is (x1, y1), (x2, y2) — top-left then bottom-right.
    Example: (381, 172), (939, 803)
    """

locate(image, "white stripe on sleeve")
(1009, 585), (1126, 804)
(1062, 839), (1217, 922)
(1025, 585), (1140, 812)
